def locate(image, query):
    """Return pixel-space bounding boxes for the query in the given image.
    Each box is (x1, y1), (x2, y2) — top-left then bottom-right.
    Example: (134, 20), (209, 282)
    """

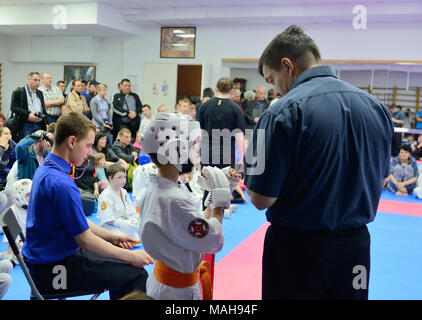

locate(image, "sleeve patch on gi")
(101, 201), (107, 210)
(188, 218), (209, 239)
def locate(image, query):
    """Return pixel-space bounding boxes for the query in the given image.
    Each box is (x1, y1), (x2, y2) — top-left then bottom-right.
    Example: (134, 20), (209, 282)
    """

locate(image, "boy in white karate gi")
(132, 162), (158, 210)
(138, 113), (241, 300)
(97, 164), (141, 242)
(2, 179), (32, 257)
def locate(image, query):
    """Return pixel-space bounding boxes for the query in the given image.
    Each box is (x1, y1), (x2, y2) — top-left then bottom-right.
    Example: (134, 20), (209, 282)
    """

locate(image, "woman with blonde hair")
(63, 79), (90, 116)
(90, 83), (113, 133)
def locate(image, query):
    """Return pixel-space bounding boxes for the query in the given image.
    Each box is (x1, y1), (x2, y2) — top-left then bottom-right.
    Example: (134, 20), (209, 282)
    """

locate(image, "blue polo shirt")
(245, 65), (394, 231)
(22, 153), (89, 264)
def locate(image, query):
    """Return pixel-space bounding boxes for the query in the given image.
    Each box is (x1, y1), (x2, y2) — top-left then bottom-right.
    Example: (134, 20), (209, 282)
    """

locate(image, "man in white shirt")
(138, 104), (153, 136)
(39, 73), (65, 124)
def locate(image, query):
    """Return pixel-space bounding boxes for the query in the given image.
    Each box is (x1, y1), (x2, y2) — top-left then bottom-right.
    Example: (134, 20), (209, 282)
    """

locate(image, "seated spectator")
(94, 152), (108, 192)
(90, 83), (113, 134)
(410, 134), (422, 160)
(112, 128), (139, 165)
(413, 166), (422, 199)
(0, 259), (13, 299)
(157, 104), (167, 113)
(387, 144), (419, 196)
(1, 179), (32, 262)
(15, 130), (53, 180)
(97, 164), (140, 242)
(188, 103), (197, 120)
(0, 127), (16, 190)
(64, 79), (90, 116)
(112, 128), (140, 191)
(93, 132), (129, 170)
(74, 155), (98, 216)
(133, 131), (142, 152)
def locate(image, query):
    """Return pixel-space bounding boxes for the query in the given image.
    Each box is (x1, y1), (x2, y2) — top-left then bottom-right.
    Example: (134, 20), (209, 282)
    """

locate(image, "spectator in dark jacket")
(243, 86), (270, 130)
(10, 72), (48, 141)
(112, 79), (142, 140)
(111, 128), (139, 165)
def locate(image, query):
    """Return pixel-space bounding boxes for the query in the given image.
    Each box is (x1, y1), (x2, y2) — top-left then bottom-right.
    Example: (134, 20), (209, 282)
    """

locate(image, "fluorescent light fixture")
(173, 29), (185, 34)
(176, 34), (195, 38)
(171, 43), (188, 47)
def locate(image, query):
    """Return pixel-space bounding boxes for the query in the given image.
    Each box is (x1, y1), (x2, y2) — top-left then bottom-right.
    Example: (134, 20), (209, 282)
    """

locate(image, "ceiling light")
(176, 34), (195, 38)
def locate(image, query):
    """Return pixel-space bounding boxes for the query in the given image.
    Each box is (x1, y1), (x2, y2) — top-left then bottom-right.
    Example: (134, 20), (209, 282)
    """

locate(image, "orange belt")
(153, 260), (212, 300)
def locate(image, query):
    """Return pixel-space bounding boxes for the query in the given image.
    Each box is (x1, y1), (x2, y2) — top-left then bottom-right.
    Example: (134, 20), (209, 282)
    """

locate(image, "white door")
(143, 63), (178, 114)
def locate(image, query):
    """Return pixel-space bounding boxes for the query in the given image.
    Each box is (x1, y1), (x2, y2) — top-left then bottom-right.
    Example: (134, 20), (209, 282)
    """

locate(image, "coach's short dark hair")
(258, 25), (321, 76)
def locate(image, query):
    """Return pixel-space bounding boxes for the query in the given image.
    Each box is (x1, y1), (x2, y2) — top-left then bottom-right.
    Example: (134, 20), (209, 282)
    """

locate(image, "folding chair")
(0, 207), (105, 300)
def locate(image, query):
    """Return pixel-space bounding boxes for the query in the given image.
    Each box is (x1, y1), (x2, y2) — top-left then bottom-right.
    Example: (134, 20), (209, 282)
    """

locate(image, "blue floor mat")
(2, 190), (422, 300)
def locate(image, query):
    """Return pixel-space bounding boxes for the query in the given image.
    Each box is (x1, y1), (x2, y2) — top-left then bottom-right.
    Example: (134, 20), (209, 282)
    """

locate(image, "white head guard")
(141, 113), (201, 172)
(13, 179), (32, 209)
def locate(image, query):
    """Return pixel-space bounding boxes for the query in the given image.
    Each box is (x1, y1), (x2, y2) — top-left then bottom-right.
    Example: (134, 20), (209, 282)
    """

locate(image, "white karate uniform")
(97, 186), (140, 240)
(2, 204), (26, 245)
(132, 163), (157, 209)
(413, 166), (422, 199)
(178, 169), (204, 209)
(138, 175), (224, 300)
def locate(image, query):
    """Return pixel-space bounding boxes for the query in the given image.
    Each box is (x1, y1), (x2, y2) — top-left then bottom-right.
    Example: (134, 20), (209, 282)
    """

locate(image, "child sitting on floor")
(94, 152), (108, 192)
(1, 179), (32, 263)
(97, 164), (141, 242)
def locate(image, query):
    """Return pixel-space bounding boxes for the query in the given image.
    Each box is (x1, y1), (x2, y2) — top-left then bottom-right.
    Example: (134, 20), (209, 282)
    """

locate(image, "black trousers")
(391, 132), (402, 157)
(262, 224), (370, 300)
(25, 249), (148, 300)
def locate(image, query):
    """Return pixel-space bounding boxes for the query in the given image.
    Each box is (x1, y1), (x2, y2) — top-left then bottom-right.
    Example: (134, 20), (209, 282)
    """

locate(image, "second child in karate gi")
(97, 164), (141, 242)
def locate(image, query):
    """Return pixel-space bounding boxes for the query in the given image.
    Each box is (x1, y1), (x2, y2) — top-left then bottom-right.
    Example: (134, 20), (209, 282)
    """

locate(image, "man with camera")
(10, 72), (48, 142)
(15, 129), (54, 180)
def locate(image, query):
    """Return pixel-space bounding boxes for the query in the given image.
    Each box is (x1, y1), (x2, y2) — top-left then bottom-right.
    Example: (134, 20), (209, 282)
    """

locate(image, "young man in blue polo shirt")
(22, 112), (154, 299)
(245, 25), (394, 300)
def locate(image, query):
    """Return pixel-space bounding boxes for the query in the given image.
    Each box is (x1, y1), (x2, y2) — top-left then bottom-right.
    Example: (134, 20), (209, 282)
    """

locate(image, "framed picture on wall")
(63, 65), (96, 94)
(160, 27), (196, 59)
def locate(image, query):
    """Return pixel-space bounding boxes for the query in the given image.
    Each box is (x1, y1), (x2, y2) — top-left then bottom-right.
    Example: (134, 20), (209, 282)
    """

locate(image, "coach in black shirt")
(198, 77), (246, 172)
